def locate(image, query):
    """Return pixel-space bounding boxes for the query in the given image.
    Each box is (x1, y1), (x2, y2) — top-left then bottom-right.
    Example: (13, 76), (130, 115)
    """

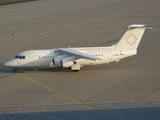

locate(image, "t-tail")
(113, 24), (154, 50)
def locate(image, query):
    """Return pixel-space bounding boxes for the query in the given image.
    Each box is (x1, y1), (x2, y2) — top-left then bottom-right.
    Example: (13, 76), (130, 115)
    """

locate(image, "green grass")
(0, 0), (25, 4)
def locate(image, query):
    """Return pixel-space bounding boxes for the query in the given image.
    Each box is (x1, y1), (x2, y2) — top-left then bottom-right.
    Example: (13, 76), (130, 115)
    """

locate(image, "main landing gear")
(73, 70), (79, 72)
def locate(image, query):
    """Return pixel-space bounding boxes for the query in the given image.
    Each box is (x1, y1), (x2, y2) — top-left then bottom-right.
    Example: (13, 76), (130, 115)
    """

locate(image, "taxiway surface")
(0, 0), (160, 113)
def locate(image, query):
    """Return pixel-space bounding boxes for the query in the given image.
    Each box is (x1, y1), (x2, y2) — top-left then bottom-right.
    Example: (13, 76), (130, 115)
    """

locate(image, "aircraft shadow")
(0, 63), (73, 73)
(0, 63), (14, 73)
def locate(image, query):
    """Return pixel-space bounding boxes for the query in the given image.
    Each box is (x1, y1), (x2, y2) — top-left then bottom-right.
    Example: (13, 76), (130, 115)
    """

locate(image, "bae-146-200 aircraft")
(5, 24), (154, 72)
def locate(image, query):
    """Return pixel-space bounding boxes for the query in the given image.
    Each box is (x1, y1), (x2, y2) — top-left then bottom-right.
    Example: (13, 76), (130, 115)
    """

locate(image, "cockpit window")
(15, 55), (25, 59)
(19, 56), (23, 59)
(15, 56), (20, 58)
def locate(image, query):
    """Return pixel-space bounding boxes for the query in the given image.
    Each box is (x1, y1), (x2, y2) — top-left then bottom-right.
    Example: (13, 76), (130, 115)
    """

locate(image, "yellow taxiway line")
(16, 73), (93, 110)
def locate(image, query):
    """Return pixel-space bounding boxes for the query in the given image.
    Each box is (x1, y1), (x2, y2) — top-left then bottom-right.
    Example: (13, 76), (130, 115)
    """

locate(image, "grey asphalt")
(0, 0), (160, 113)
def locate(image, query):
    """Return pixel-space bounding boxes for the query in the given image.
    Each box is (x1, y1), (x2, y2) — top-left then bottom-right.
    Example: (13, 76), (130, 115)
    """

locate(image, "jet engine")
(53, 55), (67, 66)
(60, 59), (74, 68)
(53, 56), (75, 68)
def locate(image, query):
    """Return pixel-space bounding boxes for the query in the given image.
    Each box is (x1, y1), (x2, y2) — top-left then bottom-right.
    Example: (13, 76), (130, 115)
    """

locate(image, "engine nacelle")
(53, 55), (67, 66)
(60, 59), (74, 68)
(53, 56), (75, 67)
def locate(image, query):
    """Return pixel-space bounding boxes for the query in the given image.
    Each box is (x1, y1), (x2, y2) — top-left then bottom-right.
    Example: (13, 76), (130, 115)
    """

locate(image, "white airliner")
(5, 24), (154, 72)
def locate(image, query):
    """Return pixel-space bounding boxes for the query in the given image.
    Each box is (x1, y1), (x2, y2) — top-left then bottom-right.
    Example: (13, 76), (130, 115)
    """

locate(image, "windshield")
(14, 55), (20, 58)
(14, 55), (25, 59)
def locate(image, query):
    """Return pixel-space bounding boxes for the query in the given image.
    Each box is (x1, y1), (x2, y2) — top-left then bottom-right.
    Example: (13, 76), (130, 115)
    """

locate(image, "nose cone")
(4, 59), (18, 67)
(4, 61), (10, 67)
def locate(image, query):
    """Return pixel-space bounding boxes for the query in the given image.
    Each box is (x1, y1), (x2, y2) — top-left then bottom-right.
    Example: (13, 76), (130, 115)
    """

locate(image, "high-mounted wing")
(57, 48), (101, 60)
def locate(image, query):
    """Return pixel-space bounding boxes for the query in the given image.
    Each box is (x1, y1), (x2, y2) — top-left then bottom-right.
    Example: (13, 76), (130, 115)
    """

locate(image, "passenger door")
(29, 52), (35, 64)
(107, 50), (112, 61)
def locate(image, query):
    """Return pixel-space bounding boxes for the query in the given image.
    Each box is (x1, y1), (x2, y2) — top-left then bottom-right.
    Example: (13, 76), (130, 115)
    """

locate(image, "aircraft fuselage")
(5, 47), (136, 69)
(4, 24), (154, 72)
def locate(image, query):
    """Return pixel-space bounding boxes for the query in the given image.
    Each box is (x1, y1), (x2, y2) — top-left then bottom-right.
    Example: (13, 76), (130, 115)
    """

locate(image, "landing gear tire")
(71, 63), (80, 72)
(73, 70), (79, 72)
(14, 69), (18, 73)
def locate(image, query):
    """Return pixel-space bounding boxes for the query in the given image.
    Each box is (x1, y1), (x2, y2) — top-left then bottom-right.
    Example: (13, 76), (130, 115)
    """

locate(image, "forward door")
(29, 52), (35, 64)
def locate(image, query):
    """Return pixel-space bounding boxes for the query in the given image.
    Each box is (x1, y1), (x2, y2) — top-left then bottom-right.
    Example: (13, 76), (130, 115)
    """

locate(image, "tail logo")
(125, 33), (138, 46)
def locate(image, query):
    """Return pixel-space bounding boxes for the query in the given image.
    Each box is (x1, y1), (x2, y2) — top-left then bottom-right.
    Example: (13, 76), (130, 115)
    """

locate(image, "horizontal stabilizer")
(128, 24), (155, 29)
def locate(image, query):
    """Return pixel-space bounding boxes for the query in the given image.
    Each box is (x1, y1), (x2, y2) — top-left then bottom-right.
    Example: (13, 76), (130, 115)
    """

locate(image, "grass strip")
(0, 0), (25, 4)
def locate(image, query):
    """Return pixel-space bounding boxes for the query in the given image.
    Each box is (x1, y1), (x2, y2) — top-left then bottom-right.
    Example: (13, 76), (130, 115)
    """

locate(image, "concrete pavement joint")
(0, 99), (160, 108)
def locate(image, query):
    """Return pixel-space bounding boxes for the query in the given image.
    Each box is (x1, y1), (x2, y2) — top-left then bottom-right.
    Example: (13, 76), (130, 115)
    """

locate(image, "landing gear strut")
(14, 69), (18, 73)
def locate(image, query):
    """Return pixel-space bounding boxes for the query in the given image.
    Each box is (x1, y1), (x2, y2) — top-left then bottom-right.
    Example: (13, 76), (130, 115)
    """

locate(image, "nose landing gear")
(14, 69), (18, 73)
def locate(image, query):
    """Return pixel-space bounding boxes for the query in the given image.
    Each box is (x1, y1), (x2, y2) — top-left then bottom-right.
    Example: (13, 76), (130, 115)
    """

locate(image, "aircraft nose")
(4, 61), (10, 67)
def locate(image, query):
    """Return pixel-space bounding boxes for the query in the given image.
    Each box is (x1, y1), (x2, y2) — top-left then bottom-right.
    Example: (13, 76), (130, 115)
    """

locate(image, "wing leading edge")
(57, 48), (101, 60)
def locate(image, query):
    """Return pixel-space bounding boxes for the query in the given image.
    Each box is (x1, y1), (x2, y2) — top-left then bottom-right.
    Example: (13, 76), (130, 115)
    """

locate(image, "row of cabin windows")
(14, 54), (104, 60)
(38, 54), (104, 59)
(39, 56), (55, 59)
(91, 54), (103, 57)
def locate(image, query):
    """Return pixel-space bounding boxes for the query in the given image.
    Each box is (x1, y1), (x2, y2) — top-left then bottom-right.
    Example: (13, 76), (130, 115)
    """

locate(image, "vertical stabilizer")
(113, 24), (154, 50)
